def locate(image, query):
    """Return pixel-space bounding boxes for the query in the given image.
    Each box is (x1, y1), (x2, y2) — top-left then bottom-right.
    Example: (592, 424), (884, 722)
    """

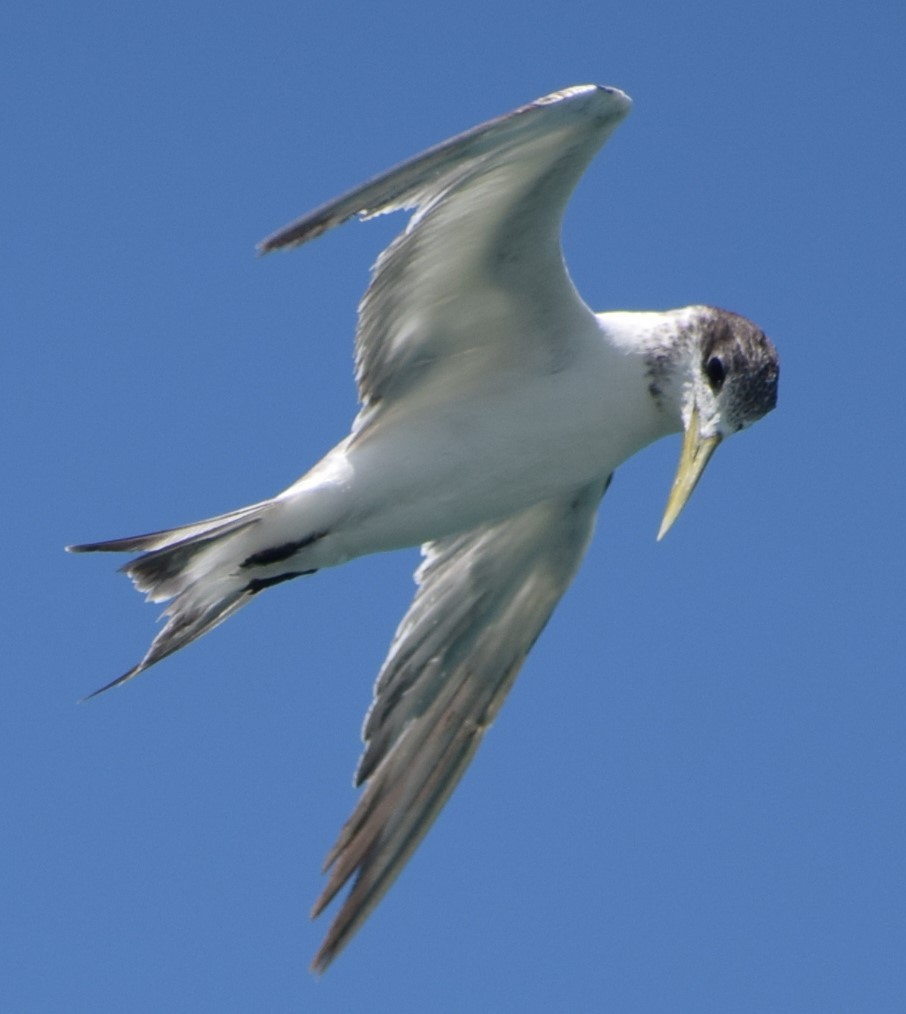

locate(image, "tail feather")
(67, 500), (272, 557)
(121, 519), (260, 602)
(71, 499), (288, 698)
(81, 584), (252, 700)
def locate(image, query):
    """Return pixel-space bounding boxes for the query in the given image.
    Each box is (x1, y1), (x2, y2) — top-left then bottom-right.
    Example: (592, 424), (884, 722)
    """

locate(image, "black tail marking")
(240, 531), (328, 569)
(245, 570), (317, 595)
(124, 527), (251, 594)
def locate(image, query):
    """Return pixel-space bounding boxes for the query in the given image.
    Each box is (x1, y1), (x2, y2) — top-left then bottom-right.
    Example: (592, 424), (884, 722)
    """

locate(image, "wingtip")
(309, 955), (329, 978)
(309, 895), (338, 974)
(256, 233), (285, 257)
(309, 945), (332, 977)
(534, 83), (632, 118)
(309, 928), (344, 977)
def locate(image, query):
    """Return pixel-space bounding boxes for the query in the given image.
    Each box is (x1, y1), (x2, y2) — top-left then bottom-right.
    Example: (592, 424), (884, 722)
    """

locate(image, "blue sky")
(4, 2), (904, 1011)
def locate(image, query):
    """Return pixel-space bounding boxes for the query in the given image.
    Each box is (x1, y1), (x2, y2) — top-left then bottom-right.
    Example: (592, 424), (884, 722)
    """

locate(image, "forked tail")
(69, 499), (288, 697)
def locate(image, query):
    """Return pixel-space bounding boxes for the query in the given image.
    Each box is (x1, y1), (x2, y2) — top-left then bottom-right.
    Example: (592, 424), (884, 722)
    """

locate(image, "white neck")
(593, 307), (700, 442)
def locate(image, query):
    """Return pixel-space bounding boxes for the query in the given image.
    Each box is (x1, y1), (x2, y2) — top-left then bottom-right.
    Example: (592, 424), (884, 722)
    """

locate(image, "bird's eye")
(705, 356), (726, 391)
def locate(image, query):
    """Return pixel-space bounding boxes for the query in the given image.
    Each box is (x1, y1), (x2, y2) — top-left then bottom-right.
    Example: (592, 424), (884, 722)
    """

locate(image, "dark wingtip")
(309, 943), (335, 978)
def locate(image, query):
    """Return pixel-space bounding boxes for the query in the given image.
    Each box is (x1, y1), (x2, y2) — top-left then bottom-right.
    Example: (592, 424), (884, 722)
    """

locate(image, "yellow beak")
(657, 406), (722, 541)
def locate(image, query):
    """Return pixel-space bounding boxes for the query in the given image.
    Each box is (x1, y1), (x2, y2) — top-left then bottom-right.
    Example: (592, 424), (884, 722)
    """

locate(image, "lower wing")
(311, 476), (611, 971)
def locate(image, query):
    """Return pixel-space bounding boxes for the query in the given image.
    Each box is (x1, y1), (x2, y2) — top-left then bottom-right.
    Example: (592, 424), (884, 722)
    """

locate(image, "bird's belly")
(325, 367), (658, 557)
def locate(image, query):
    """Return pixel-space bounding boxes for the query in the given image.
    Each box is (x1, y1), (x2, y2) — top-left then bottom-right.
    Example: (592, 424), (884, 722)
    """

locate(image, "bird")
(68, 84), (779, 972)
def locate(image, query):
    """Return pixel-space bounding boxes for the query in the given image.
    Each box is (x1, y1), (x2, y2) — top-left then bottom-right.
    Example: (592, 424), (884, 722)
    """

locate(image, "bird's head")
(658, 306), (779, 540)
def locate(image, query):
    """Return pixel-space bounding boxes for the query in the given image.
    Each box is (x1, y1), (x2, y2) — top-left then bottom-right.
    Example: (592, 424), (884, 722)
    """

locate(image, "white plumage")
(70, 84), (778, 971)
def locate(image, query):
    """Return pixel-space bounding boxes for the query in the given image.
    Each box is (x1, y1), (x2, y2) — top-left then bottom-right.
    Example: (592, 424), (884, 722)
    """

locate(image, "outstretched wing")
(260, 85), (631, 426)
(311, 477), (610, 972)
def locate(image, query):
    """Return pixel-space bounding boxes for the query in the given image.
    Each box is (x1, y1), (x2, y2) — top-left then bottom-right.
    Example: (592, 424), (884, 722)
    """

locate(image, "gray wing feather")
(310, 477), (610, 972)
(258, 86), (629, 253)
(259, 86), (631, 416)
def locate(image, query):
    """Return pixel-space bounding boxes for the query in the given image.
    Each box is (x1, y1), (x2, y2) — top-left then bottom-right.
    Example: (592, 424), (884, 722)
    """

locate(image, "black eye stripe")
(705, 356), (726, 390)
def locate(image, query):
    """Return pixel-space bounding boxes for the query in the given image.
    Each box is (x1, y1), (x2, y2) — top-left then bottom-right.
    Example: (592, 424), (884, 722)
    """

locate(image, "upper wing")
(259, 85), (631, 424)
(310, 477), (611, 972)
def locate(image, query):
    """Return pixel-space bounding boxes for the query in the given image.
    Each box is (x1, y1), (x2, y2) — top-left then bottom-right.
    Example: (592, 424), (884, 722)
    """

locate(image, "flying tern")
(70, 84), (779, 971)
